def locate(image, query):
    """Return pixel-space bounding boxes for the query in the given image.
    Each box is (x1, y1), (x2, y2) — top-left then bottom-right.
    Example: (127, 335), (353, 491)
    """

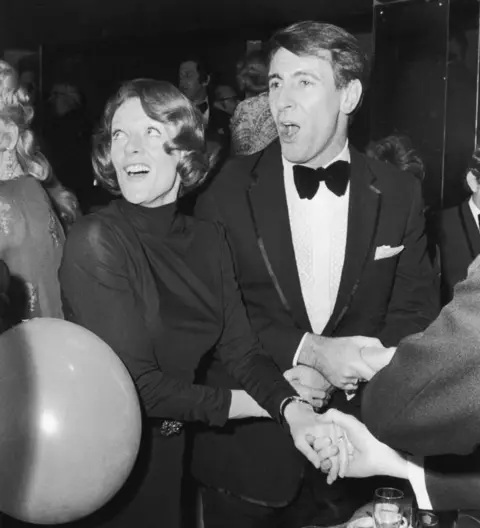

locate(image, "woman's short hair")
(236, 50), (269, 97)
(267, 21), (370, 92)
(93, 79), (211, 196)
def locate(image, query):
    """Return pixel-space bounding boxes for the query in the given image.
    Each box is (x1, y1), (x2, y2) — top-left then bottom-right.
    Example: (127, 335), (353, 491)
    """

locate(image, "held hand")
(314, 423), (352, 484)
(283, 402), (336, 469)
(301, 335), (382, 389)
(284, 365), (334, 410)
(315, 409), (408, 483)
(360, 346), (396, 374)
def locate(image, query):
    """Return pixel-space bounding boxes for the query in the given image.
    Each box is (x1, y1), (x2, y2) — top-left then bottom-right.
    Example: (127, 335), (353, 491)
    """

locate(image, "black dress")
(57, 199), (296, 528)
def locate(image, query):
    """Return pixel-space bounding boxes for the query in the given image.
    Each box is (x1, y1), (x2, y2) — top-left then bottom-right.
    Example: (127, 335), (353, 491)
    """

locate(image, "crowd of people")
(0, 17), (479, 528)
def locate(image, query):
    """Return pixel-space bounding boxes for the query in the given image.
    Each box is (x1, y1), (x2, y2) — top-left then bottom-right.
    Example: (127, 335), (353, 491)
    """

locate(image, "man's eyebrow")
(268, 70), (322, 81)
(268, 73), (282, 81)
(291, 70), (321, 80)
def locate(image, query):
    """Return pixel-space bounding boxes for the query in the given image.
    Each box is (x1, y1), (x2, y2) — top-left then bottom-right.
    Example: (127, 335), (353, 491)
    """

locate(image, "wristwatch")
(279, 395), (313, 425)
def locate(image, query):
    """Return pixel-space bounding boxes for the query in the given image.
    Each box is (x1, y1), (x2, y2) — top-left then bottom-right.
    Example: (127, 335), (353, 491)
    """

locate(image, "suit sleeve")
(422, 451), (480, 511)
(377, 179), (440, 346)
(362, 255), (480, 457)
(195, 186), (304, 373)
(214, 226), (297, 421)
(59, 218), (231, 427)
(240, 304), (305, 372)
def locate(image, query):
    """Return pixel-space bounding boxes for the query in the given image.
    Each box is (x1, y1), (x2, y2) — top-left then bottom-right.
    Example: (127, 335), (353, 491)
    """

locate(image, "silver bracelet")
(279, 395), (313, 425)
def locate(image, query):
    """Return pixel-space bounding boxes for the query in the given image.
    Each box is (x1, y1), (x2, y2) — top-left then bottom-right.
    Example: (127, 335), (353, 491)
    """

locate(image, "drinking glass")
(374, 487), (406, 528)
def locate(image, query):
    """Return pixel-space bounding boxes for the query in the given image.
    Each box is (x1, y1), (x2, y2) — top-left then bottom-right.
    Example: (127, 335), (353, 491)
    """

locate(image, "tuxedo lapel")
(247, 142), (311, 330)
(460, 201), (480, 260)
(324, 149), (382, 335)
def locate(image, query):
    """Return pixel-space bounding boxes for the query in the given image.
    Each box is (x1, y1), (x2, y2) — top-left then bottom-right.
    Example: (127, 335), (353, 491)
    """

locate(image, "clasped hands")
(284, 336), (398, 473)
(287, 406), (408, 484)
(285, 336), (396, 410)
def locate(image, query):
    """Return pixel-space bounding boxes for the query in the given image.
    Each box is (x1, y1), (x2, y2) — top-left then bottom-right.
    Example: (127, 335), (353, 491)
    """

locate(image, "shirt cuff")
(407, 455), (432, 509)
(292, 333), (308, 366)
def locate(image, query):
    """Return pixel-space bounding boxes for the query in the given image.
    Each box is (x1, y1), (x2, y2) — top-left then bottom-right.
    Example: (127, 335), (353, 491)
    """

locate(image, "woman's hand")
(283, 401), (344, 473)
(315, 409), (408, 483)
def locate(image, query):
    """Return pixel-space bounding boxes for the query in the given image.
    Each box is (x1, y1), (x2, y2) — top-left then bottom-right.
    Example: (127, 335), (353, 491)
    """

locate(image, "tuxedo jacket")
(203, 105), (231, 168)
(192, 140), (439, 505)
(434, 200), (480, 304)
(207, 105), (231, 140)
(362, 255), (480, 511)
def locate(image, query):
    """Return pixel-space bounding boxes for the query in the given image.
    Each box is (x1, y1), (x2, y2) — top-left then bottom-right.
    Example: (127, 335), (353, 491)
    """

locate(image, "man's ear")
(202, 74), (211, 88)
(466, 170), (479, 194)
(340, 79), (363, 116)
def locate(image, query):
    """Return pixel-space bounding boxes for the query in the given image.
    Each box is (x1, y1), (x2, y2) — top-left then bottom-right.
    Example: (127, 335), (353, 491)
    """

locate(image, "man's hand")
(284, 365), (334, 410)
(298, 335), (382, 389)
(361, 346), (396, 373)
(315, 409), (408, 483)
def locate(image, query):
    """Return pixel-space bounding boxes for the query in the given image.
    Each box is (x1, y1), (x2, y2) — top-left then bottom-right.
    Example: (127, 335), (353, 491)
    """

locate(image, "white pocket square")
(374, 245), (405, 261)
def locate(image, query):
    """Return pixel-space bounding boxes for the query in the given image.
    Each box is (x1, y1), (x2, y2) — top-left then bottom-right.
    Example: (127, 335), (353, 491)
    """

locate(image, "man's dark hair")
(267, 21), (370, 91)
(180, 57), (210, 84)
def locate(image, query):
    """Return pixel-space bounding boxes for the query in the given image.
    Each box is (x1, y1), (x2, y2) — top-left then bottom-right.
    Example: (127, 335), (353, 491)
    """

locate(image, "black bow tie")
(197, 101), (209, 114)
(293, 160), (350, 199)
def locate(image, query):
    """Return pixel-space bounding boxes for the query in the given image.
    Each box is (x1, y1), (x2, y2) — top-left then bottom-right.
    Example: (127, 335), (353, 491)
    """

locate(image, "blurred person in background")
(235, 50), (269, 99)
(179, 57), (230, 161)
(42, 80), (94, 212)
(433, 146), (480, 304)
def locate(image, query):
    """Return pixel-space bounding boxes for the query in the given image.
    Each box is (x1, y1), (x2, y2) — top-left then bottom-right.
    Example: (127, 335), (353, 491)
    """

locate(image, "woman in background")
(0, 60), (78, 327)
(235, 50), (269, 100)
(230, 91), (278, 156)
(231, 50), (277, 156)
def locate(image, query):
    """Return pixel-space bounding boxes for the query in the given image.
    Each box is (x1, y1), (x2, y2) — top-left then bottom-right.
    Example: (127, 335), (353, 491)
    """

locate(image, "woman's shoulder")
(64, 202), (126, 263)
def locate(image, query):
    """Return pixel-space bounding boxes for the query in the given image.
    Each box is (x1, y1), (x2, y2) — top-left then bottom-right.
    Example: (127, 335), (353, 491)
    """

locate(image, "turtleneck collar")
(117, 198), (178, 241)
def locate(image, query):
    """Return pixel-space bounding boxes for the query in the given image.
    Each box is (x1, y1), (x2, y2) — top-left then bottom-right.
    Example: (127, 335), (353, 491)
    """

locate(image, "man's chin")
(280, 144), (307, 165)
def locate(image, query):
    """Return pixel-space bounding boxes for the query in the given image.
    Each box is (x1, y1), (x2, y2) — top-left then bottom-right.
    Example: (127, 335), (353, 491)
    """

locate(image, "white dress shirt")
(468, 197), (480, 230)
(407, 456), (432, 509)
(286, 141), (350, 365)
(197, 98), (210, 126)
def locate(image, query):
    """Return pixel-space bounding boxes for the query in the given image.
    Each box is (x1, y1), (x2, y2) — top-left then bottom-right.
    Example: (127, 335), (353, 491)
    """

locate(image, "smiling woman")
(92, 79), (210, 203)
(55, 78), (331, 528)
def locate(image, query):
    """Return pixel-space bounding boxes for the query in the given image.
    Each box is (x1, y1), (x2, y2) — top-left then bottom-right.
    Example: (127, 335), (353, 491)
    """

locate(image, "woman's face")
(110, 97), (181, 208)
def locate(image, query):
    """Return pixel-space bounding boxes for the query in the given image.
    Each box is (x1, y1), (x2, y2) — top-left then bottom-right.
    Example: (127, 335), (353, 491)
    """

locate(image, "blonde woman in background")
(0, 60), (79, 327)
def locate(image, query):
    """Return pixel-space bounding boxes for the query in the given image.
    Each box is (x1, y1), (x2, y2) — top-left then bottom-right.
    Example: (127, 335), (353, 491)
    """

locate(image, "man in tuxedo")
(434, 147), (480, 305)
(193, 21), (438, 527)
(178, 58), (231, 150)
